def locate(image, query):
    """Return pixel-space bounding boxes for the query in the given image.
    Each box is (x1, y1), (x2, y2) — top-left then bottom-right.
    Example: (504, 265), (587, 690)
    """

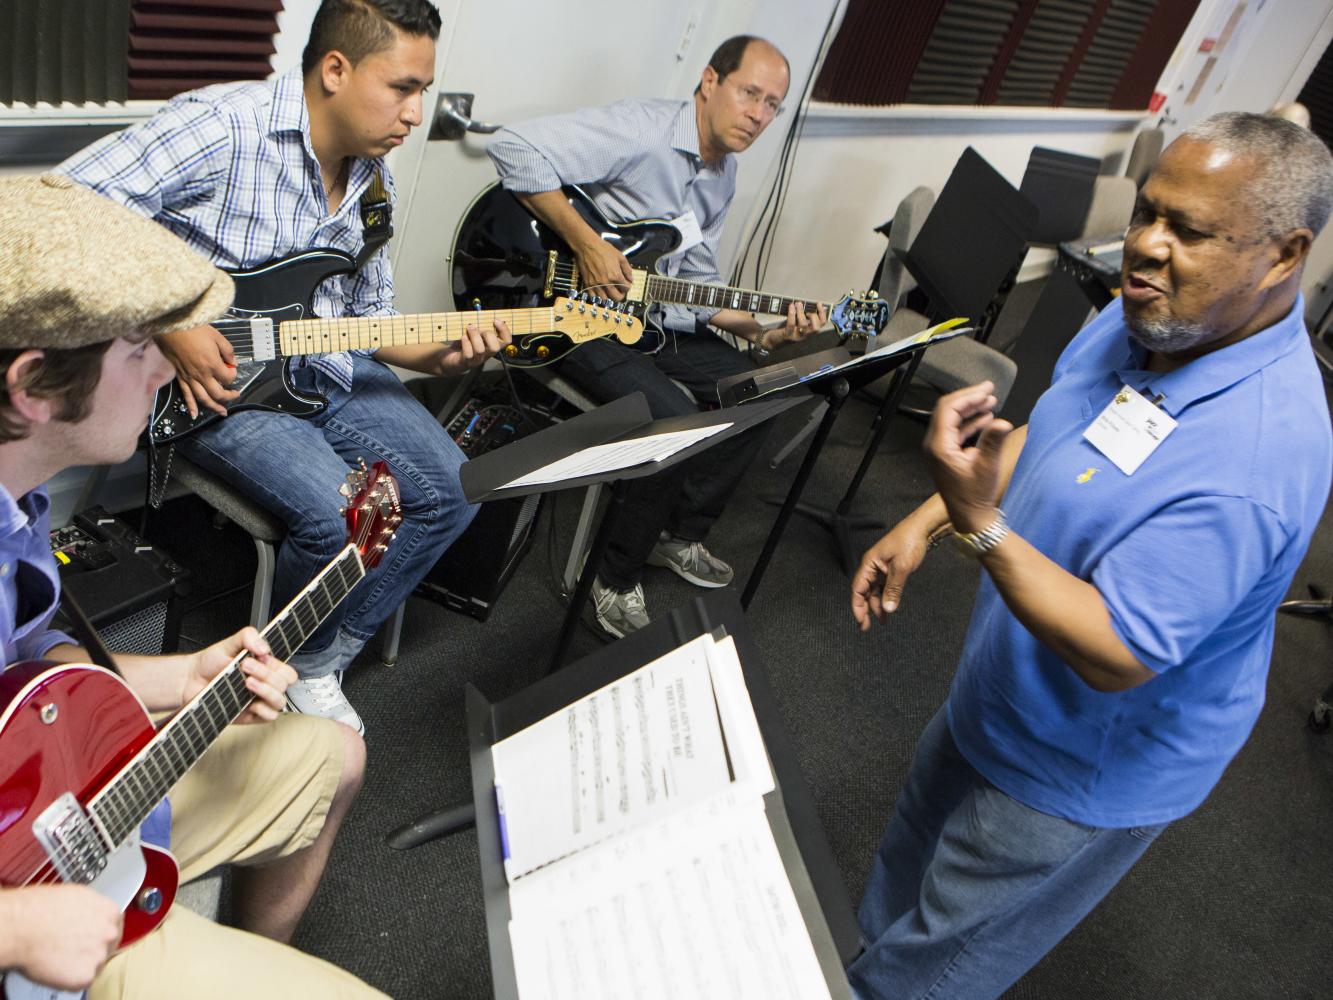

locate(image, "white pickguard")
(3, 835), (146, 1000)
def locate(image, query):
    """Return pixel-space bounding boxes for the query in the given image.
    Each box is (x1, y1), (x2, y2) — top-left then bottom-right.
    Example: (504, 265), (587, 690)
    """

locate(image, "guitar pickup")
(249, 317), (276, 361)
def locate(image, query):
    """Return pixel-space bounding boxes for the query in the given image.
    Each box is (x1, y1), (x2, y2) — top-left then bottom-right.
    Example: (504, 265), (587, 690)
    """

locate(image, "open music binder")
(465, 590), (857, 1000)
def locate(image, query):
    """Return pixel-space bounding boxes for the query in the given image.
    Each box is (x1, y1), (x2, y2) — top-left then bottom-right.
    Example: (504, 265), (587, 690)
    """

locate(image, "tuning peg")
(338, 482), (353, 498)
(339, 505), (347, 516)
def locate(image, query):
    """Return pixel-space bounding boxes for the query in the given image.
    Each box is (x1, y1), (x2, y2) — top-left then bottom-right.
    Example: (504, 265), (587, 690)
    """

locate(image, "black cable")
(730, 5), (843, 292)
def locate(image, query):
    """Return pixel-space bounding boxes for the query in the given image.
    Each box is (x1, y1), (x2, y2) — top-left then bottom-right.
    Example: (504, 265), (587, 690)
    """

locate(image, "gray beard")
(1125, 309), (1212, 354)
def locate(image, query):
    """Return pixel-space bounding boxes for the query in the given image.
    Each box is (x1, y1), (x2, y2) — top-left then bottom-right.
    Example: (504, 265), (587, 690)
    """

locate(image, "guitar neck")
(86, 546), (366, 848)
(643, 274), (820, 317)
(277, 308), (556, 357)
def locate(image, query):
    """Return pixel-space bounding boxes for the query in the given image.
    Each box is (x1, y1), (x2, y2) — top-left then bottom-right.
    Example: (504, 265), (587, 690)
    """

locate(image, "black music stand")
(999, 234), (1122, 424)
(463, 589), (858, 999)
(1019, 146), (1101, 246)
(387, 392), (803, 851)
(783, 352), (927, 575)
(729, 341), (938, 607)
(899, 146), (1039, 343)
(459, 389), (804, 673)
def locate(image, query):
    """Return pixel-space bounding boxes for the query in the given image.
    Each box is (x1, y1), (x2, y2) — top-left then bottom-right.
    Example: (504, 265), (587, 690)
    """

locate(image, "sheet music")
(705, 635), (773, 796)
(492, 634), (734, 881)
(500, 424), (733, 490)
(828, 316), (972, 374)
(507, 795), (833, 1000)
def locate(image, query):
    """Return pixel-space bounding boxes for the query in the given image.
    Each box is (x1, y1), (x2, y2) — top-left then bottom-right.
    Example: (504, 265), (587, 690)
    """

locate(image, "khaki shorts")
(90, 714), (385, 999)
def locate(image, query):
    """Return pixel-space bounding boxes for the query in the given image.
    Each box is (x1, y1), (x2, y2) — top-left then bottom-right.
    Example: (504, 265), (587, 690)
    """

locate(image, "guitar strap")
(58, 588), (120, 675)
(356, 167), (393, 269)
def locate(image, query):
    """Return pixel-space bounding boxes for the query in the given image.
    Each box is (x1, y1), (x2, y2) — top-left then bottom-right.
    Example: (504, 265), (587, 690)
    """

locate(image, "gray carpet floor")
(158, 383), (1333, 1000)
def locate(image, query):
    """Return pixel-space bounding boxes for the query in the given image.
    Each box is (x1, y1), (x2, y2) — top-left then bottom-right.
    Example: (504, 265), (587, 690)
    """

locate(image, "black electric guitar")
(449, 182), (890, 351)
(147, 247), (643, 444)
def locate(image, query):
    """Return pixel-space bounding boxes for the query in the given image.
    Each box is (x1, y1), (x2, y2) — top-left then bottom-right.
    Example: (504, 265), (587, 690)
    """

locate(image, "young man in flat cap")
(58, 0), (504, 734)
(0, 175), (381, 998)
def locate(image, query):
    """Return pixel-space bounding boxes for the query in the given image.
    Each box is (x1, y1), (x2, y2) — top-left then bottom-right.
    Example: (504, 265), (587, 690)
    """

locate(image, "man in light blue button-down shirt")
(489, 36), (825, 637)
(59, 0), (512, 734)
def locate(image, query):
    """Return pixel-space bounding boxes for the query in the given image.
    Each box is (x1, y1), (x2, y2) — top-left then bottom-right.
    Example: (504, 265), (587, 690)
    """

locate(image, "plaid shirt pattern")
(58, 68), (396, 389)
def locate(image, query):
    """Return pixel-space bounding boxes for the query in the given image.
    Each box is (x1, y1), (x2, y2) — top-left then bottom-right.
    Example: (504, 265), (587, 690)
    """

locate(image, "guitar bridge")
(33, 792), (109, 885)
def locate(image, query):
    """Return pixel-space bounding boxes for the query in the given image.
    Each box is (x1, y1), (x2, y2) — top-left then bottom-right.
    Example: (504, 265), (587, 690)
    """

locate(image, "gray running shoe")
(591, 577), (651, 638)
(646, 534), (734, 588)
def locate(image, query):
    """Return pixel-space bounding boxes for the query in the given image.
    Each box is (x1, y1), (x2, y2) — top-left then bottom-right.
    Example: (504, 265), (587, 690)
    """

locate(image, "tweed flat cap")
(0, 173), (233, 350)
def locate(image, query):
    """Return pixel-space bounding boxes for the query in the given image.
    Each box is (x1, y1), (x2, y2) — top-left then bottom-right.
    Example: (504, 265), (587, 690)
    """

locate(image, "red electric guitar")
(0, 462), (401, 1000)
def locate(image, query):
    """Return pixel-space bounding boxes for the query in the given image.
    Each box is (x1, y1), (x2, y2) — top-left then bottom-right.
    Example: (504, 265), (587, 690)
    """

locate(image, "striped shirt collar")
(670, 99), (730, 178)
(268, 67), (310, 139)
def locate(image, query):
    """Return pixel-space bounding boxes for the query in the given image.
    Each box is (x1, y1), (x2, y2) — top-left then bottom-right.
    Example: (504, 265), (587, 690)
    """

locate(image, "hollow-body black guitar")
(148, 247), (641, 444)
(449, 182), (890, 351)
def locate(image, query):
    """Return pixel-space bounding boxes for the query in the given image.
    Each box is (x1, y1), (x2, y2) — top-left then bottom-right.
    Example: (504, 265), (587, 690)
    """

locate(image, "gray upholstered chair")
(1081, 175), (1137, 238)
(770, 186), (941, 468)
(1124, 127), (1164, 188)
(861, 185), (1019, 413)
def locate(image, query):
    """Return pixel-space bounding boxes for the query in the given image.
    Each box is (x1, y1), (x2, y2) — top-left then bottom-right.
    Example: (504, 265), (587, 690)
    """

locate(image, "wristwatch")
(751, 332), (772, 359)
(952, 509), (1008, 558)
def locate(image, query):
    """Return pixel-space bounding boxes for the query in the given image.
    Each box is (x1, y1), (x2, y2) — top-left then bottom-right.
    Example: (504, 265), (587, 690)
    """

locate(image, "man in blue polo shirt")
(847, 112), (1333, 999)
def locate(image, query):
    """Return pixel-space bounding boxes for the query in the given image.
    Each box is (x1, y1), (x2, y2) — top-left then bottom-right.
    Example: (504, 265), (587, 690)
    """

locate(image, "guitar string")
(207, 308), (579, 363)
(90, 551), (363, 850)
(546, 261), (825, 313)
(16, 554), (373, 887)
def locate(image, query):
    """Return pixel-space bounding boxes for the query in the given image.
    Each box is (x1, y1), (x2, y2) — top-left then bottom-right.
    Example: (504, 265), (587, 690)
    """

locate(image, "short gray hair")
(1181, 111), (1333, 238)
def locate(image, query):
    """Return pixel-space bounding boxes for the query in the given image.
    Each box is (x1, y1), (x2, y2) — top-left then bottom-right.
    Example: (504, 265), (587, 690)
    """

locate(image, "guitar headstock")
(340, 459), (402, 569)
(829, 290), (891, 342)
(552, 295), (644, 346)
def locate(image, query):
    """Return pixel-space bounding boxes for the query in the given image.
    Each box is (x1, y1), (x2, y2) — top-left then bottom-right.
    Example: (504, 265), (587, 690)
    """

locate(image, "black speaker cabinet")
(414, 493), (543, 621)
(51, 507), (190, 655)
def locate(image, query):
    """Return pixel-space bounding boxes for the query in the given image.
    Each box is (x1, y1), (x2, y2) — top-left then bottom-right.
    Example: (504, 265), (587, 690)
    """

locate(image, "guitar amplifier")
(50, 508), (190, 655)
(412, 396), (548, 621)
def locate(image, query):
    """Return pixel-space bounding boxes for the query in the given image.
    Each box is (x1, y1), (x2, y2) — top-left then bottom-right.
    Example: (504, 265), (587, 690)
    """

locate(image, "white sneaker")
(286, 673), (365, 735)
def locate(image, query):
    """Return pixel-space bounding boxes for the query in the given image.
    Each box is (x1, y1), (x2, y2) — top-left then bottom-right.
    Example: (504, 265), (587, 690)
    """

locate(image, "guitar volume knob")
(137, 886), (164, 914)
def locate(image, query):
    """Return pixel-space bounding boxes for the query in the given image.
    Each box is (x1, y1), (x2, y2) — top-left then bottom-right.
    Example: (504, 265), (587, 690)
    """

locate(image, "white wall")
(714, 0), (1333, 324)
(729, 108), (1141, 302)
(7, 0), (1333, 520)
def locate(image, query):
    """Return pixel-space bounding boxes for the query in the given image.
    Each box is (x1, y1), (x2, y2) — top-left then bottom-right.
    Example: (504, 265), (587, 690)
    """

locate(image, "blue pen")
(494, 784), (511, 860)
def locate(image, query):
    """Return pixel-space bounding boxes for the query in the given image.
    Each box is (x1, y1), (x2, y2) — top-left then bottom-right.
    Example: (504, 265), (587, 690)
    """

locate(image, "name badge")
(1082, 384), (1177, 476)
(668, 210), (704, 253)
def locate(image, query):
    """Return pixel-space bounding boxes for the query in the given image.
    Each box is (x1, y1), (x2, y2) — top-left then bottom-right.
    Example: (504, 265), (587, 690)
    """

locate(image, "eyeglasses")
(730, 81), (785, 118)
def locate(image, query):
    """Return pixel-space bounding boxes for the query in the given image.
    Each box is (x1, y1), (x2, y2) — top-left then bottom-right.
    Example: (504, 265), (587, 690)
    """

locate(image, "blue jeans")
(555, 328), (766, 590)
(849, 707), (1167, 1000)
(178, 355), (475, 678)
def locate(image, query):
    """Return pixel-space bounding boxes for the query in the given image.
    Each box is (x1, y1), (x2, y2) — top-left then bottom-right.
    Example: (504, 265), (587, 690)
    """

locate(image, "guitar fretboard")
(644, 275), (820, 318)
(87, 546), (366, 848)
(277, 308), (557, 356)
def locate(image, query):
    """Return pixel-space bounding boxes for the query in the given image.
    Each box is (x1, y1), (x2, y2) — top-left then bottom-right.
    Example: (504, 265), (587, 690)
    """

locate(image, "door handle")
(429, 93), (503, 141)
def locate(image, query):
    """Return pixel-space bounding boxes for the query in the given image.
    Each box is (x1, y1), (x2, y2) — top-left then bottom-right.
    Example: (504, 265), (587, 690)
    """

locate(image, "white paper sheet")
(491, 634), (733, 881)
(704, 635), (774, 797)
(835, 317), (971, 373)
(507, 796), (833, 1000)
(500, 424), (733, 490)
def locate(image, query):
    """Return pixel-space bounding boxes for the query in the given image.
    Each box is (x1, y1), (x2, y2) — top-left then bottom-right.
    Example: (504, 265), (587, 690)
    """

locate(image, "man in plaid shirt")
(60, 0), (509, 735)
